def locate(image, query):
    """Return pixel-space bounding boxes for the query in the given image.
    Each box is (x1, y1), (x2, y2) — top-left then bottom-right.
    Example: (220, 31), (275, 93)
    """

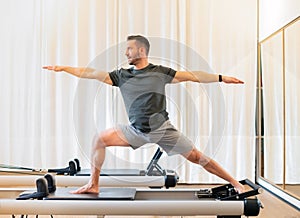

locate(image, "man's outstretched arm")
(172, 71), (244, 84)
(43, 66), (113, 85)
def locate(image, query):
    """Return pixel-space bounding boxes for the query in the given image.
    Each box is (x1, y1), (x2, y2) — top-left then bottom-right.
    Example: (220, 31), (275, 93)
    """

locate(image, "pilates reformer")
(0, 174), (263, 217)
(0, 148), (178, 188)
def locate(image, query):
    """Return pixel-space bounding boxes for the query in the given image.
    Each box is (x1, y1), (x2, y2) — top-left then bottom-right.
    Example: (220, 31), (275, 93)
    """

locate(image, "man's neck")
(133, 59), (149, 70)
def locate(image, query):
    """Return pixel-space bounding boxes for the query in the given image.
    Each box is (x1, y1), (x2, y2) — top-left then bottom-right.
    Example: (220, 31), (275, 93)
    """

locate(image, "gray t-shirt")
(109, 63), (177, 133)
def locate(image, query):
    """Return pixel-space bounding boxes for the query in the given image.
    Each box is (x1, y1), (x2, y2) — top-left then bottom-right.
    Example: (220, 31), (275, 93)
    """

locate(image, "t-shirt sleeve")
(109, 70), (120, 86)
(159, 65), (177, 83)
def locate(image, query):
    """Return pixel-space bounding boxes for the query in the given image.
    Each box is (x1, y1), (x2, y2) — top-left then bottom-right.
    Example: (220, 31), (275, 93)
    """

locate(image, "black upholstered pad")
(76, 169), (141, 176)
(45, 187), (136, 200)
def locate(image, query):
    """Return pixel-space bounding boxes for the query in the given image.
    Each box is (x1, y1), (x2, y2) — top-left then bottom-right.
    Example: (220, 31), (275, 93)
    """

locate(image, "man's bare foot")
(232, 181), (245, 194)
(70, 183), (99, 194)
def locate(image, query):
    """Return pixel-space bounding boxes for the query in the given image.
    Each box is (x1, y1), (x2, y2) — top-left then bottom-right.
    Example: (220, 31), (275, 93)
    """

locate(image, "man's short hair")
(127, 35), (150, 56)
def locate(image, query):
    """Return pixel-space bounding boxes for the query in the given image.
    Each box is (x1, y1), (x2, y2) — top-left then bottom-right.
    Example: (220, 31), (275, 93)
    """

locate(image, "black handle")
(241, 179), (262, 192)
(212, 179), (263, 200)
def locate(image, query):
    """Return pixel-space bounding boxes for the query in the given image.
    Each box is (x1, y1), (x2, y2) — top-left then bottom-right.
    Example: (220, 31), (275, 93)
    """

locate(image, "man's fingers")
(235, 78), (244, 84)
(42, 66), (61, 71)
(225, 76), (244, 84)
(43, 66), (54, 70)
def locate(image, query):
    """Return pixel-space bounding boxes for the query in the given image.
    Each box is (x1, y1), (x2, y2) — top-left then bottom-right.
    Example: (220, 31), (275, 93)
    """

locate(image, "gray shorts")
(118, 120), (194, 156)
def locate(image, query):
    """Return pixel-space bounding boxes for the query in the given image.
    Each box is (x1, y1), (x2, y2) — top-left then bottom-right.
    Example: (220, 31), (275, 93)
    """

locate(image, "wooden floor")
(278, 184), (300, 198)
(0, 185), (298, 218)
(254, 187), (299, 218)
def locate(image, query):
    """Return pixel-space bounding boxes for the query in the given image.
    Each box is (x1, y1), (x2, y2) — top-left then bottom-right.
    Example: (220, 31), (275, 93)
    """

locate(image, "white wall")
(259, 0), (300, 40)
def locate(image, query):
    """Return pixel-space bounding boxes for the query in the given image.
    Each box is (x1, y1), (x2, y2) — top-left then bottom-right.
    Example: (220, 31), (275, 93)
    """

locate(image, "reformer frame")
(0, 176), (263, 217)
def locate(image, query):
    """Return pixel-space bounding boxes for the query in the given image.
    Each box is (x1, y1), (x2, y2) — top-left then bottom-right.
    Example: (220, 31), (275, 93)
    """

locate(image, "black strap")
(219, 74), (223, 82)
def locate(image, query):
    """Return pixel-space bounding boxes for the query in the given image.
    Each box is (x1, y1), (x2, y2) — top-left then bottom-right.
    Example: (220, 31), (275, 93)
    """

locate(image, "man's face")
(125, 40), (141, 65)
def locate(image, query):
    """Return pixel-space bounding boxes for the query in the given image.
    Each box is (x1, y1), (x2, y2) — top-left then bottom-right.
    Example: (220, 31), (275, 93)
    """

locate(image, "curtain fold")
(0, 0), (257, 183)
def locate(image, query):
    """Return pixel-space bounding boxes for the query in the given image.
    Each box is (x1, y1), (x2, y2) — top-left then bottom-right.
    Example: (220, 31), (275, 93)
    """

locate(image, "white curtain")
(261, 33), (285, 183)
(0, 0), (257, 183)
(262, 20), (300, 184)
(285, 21), (300, 183)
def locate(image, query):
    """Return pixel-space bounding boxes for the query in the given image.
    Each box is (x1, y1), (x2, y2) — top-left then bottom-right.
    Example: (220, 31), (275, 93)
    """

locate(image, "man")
(43, 35), (245, 194)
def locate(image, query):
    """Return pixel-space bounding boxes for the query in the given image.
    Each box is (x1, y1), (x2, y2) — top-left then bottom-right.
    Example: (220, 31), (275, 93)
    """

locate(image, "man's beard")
(128, 53), (141, 65)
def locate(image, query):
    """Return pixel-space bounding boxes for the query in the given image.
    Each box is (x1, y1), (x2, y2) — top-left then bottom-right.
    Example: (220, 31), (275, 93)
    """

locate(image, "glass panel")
(285, 21), (300, 198)
(261, 32), (284, 187)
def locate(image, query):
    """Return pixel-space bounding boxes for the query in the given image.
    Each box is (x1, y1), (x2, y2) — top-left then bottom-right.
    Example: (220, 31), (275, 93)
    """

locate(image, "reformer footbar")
(144, 148), (178, 188)
(145, 147), (164, 176)
(13, 174), (263, 217)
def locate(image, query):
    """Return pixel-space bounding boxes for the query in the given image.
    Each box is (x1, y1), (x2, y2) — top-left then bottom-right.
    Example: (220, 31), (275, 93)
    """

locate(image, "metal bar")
(257, 177), (300, 209)
(282, 29), (286, 190)
(259, 16), (300, 44)
(256, 0), (263, 183)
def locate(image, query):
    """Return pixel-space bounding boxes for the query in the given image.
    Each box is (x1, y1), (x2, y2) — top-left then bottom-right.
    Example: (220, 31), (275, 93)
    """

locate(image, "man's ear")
(139, 47), (147, 57)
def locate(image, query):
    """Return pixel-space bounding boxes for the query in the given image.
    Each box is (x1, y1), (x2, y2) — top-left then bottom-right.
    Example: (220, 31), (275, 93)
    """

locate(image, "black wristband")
(219, 74), (222, 82)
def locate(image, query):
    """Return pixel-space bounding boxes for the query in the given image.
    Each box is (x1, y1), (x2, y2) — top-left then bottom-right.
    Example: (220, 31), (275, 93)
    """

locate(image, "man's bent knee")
(182, 148), (211, 166)
(94, 128), (130, 149)
(182, 148), (201, 164)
